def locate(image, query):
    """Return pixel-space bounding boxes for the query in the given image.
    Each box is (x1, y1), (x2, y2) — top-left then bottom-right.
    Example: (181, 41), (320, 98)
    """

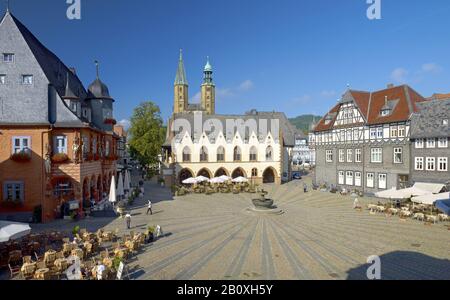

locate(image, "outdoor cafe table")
(34, 268), (50, 280)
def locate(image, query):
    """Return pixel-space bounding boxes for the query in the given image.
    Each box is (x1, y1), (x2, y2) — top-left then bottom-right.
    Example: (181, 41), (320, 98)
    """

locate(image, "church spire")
(175, 49), (188, 86)
(203, 56), (213, 84)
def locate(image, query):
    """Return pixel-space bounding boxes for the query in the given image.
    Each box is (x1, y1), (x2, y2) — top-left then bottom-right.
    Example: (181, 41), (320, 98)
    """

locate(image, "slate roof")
(410, 99), (450, 139)
(164, 111), (298, 147)
(314, 85), (427, 132)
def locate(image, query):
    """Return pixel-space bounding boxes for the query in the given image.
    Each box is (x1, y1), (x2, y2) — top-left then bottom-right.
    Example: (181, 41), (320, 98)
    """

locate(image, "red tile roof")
(314, 85), (426, 132)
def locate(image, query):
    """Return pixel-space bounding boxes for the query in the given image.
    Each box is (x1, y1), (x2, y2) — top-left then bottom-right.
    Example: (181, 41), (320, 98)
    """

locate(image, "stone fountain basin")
(252, 198), (274, 209)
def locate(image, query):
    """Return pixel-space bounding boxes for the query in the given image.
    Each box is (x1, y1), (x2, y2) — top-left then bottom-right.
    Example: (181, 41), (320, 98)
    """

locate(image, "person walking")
(146, 200), (153, 215)
(125, 212), (132, 229)
(303, 183), (308, 193)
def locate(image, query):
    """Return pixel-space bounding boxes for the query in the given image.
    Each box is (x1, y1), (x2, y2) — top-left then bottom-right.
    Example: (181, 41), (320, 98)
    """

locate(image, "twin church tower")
(173, 50), (216, 115)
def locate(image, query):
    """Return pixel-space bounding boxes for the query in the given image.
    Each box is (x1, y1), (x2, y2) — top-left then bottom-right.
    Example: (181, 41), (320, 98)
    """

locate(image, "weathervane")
(6, 0), (10, 12)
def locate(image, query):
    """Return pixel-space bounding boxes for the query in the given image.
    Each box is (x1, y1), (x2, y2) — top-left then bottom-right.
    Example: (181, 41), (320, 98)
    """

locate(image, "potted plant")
(72, 225), (80, 236)
(10, 151), (31, 162)
(52, 153), (69, 163)
(146, 226), (155, 243)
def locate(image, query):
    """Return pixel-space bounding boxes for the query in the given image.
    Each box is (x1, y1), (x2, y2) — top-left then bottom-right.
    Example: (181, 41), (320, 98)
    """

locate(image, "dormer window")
(3, 53), (14, 63)
(380, 108), (391, 117)
(324, 115), (332, 125)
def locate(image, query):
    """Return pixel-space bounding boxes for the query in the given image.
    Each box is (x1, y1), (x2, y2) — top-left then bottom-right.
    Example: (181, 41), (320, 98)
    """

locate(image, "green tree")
(129, 101), (166, 167)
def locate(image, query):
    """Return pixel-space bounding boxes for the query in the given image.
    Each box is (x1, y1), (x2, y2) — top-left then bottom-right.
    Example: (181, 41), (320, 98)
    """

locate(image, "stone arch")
(232, 167), (247, 179)
(262, 167), (277, 184)
(233, 146), (242, 161)
(179, 168), (194, 184)
(266, 146), (274, 161)
(182, 146), (192, 162)
(197, 168), (212, 179)
(214, 168), (229, 178)
(200, 146), (209, 162)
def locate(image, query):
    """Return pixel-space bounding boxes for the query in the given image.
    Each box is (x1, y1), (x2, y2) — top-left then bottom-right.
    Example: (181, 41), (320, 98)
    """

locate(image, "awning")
(412, 192), (450, 205)
(0, 221), (31, 243)
(413, 182), (446, 194)
(435, 200), (450, 216)
(375, 187), (431, 200)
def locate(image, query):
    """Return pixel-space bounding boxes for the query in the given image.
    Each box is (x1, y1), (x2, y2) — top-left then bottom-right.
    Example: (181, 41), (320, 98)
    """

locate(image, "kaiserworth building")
(0, 11), (119, 222)
(162, 51), (297, 186)
(312, 84), (427, 194)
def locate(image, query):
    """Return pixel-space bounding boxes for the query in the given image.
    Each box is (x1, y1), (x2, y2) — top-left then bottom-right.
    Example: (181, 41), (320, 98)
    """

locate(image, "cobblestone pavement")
(25, 177), (450, 280)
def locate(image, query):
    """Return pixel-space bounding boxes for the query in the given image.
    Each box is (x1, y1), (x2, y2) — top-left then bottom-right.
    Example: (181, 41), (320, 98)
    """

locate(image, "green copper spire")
(175, 49), (188, 86)
(203, 56), (213, 84)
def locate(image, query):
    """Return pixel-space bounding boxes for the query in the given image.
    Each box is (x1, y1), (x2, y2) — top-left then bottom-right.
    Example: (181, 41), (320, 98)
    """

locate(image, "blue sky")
(5, 0), (450, 127)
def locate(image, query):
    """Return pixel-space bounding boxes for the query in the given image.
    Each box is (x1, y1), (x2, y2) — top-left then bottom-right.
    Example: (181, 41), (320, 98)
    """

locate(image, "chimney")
(387, 83), (394, 89)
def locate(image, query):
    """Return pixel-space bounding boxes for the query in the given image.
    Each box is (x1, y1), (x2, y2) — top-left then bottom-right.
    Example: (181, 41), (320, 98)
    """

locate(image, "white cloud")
(320, 90), (337, 98)
(290, 95), (312, 105)
(421, 63), (442, 74)
(118, 119), (131, 131)
(390, 68), (409, 83)
(237, 80), (254, 91)
(190, 92), (201, 103)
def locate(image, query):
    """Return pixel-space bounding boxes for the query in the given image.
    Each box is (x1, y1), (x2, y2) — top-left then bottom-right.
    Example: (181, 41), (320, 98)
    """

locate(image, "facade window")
(12, 136), (31, 154)
(326, 150), (333, 163)
(200, 147), (208, 162)
(398, 125), (406, 138)
(355, 172), (362, 187)
(92, 137), (97, 154)
(438, 157), (448, 172)
(370, 148), (383, 163)
(355, 149), (362, 163)
(347, 149), (353, 163)
(366, 173), (374, 188)
(105, 141), (110, 157)
(216, 146), (225, 162)
(377, 127), (383, 139)
(438, 138), (448, 148)
(3, 182), (24, 203)
(378, 174), (387, 189)
(249, 147), (258, 162)
(426, 157), (436, 171)
(234, 146), (242, 162)
(338, 171), (345, 185)
(54, 136), (67, 154)
(3, 53), (14, 63)
(251, 168), (258, 177)
(443, 119), (449, 126)
(390, 127), (398, 138)
(182, 147), (191, 162)
(346, 171), (354, 186)
(415, 139), (424, 149)
(0, 74), (5, 84)
(393, 148), (403, 164)
(353, 129), (359, 141)
(415, 157), (424, 170)
(339, 149), (345, 163)
(426, 138), (436, 148)
(265, 146), (273, 161)
(21, 75), (33, 85)
(370, 128), (377, 139)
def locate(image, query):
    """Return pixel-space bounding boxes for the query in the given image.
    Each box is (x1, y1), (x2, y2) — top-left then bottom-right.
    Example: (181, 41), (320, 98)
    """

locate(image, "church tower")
(174, 50), (188, 114)
(201, 57), (215, 114)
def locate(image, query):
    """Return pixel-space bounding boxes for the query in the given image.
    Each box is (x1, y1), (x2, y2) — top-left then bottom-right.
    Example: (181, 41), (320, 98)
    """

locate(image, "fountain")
(246, 189), (284, 215)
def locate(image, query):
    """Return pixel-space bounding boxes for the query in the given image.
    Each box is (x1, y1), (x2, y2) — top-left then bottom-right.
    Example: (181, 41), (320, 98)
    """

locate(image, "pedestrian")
(125, 212), (131, 229)
(140, 186), (145, 196)
(353, 198), (361, 210)
(303, 183), (308, 193)
(146, 200), (153, 215)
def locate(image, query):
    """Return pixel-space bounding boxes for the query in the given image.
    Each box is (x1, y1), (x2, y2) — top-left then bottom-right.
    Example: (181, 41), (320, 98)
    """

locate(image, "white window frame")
(426, 157), (436, 171)
(376, 127), (383, 139)
(3, 181), (24, 203)
(355, 149), (362, 163)
(346, 171), (354, 186)
(370, 128), (377, 139)
(12, 136), (31, 154)
(3, 53), (14, 63)
(438, 157), (448, 172)
(326, 150), (333, 163)
(438, 138), (448, 148)
(347, 149), (353, 163)
(426, 138), (436, 149)
(378, 174), (387, 189)
(370, 148), (383, 163)
(366, 173), (374, 188)
(390, 126), (398, 138)
(415, 157), (424, 171)
(0, 74), (6, 85)
(398, 125), (406, 138)
(393, 147), (403, 164)
(415, 139), (424, 149)
(54, 136), (68, 154)
(338, 171), (345, 185)
(21, 75), (33, 85)
(339, 149), (345, 163)
(355, 172), (362, 187)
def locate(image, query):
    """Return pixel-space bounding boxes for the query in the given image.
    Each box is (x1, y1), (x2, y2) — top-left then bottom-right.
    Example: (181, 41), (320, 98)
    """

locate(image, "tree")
(128, 101), (166, 167)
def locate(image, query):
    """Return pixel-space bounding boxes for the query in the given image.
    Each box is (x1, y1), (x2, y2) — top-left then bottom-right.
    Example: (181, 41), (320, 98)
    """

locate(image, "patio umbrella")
(232, 176), (249, 183)
(219, 175), (231, 181)
(116, 172), (125, 199)
(412, 192), (450, 206)
(195, 176), (210, 183)
(209, 177), (225, 184)
(124, 170), (131, 192)
(0, 221), (31, 243)
(435, 199), (450, 216)
(108, 175), (117, 204)
(182, 177), (197, 184)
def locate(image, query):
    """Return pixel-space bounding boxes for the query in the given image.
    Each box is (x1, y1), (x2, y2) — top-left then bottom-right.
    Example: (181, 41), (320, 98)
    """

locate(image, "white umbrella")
(0, 221), (31, 243)
(232, 176), (249, 183)
(412, 192), (450, 206)
(219, 175), (231, 181)
(124, 170), (131, 192)
(195, 176), (210, 183)
(182, 177), (197, 184)
(116, 172), (125, 198)
(209, 177), (226, 184)
(108, 175), (117, 203)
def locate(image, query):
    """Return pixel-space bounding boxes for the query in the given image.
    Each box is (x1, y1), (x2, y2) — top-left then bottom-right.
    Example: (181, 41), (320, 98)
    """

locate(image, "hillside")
(289, 114), (322, 134)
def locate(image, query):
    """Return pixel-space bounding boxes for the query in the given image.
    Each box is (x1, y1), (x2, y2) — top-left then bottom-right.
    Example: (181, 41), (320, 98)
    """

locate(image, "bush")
(72, 225), (80, 235)
(112, 256), (123, 271)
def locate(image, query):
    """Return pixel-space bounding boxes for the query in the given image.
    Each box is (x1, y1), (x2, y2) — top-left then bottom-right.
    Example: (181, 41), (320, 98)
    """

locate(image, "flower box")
(52, 153), (69, 163)
(10, 151), (31, 162)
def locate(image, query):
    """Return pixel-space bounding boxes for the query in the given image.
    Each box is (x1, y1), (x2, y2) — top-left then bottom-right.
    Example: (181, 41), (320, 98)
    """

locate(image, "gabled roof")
(174, 50), (188, 86)
(410, 99), (450, 139)
(314, 85), (426, 132)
